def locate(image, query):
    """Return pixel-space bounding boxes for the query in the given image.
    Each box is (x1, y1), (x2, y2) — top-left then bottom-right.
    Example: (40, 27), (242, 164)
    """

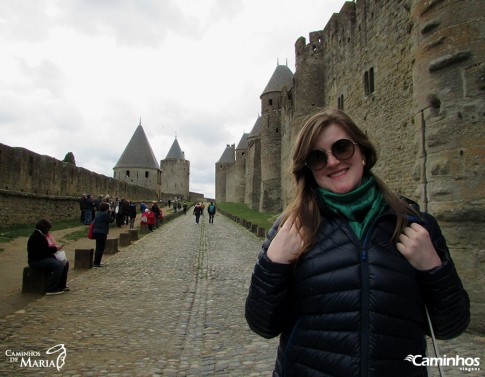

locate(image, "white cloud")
(0, 0), (346, 199)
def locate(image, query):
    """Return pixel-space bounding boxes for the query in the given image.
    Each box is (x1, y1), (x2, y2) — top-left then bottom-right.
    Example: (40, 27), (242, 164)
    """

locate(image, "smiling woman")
(245, 108), (470, 377)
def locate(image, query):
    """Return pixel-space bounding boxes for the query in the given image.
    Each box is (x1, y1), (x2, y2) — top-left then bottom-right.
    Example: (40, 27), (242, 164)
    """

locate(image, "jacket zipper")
(360, 231), (370, 377)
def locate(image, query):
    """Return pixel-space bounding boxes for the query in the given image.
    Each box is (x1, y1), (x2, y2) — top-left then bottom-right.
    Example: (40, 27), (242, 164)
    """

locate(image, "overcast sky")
(0, 0), (346, 199)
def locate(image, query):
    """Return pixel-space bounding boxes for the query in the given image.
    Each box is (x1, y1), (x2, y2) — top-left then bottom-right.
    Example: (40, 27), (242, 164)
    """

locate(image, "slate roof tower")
(259, 64), (293, 212)
(160, 137), (190, 199)
(113, 120), (161, 196)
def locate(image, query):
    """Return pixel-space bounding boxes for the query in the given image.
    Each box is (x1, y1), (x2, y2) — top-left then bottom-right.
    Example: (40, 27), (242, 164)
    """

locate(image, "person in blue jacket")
(245, 109), (470, 377)
(92, 202), (114, 267)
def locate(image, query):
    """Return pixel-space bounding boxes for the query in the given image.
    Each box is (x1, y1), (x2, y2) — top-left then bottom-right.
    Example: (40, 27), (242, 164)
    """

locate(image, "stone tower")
(234, 133), (249, 203)
(215, 144), (235, 203)
(259, 64), (293, 212)
(244, 116), (262, 209)
(160, 138), (190, 199)
(113, 120), (161, 196)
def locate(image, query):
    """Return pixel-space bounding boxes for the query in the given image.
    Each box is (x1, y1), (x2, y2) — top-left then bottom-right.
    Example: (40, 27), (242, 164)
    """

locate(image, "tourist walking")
(193, 203), (202, 225)
(208, 202), (216, 224)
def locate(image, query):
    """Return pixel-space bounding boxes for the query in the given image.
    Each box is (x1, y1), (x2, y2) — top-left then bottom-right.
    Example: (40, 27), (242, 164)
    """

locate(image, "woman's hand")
(396, 223), (442, 271)
(267, 217), (305, 264)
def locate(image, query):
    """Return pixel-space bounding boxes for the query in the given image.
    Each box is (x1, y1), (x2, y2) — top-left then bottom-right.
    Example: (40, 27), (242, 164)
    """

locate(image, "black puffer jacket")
(245, 205), (469, 377)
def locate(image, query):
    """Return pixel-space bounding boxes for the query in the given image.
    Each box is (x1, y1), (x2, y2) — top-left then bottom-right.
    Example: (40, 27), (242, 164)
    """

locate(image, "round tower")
(160, 138), (190, 200)
(113, 121), (161, 197)
(215, 144), (235, 203)
(234, 133), (248, 203)
(259, 64), (293, 212)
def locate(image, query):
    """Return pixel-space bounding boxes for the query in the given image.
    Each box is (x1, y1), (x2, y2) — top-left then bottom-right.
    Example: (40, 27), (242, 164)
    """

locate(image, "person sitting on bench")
(27, 218), (70, 295)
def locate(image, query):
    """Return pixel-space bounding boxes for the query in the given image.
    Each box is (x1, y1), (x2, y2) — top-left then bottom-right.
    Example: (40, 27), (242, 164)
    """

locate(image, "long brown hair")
(281, 108), (418, 252)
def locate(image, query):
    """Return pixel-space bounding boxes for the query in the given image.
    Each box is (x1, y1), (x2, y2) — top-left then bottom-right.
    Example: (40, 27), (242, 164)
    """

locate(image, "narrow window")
(126, 170), (130, 177)
(269, 99), (273, 106)
(338, 95), (344, 111)
(145, 171), (149, 178)
(369, 67), (375, 93)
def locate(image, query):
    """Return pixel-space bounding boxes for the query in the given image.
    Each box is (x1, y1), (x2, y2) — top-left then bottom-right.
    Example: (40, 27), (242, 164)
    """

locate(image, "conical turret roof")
(217, 144), (235, 164)
(261, 64), (294, 96)
(248, 116), (262, 139)
(113, 123), (159, 170)
(236, 133), (249, 150)
(165, 138), (185, 160)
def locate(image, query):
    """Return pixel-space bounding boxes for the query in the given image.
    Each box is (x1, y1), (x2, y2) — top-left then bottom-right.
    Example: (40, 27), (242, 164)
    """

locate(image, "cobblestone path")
(0, 212), (483, 376)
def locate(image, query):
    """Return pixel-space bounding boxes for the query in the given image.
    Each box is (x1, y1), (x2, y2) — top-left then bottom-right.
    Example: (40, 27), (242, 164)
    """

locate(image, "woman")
(27, 219), (69, 295)
(145, 208), (156, 232)
(245, 109), (469, 377)
(92, 202), (114, 267)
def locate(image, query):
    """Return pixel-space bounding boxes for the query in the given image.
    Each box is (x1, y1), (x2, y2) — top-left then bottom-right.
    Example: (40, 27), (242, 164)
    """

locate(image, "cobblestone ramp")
(0, 214), (278, 376)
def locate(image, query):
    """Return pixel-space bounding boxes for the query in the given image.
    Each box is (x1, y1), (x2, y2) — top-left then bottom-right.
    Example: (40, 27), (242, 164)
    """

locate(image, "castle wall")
(294, 0), (416, 200)
(0, 144), (157, 227)
(411, 0), (485, 306)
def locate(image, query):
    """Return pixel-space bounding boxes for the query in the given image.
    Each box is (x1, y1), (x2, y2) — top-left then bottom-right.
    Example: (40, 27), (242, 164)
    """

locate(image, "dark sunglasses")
(305, 139), (358, 171)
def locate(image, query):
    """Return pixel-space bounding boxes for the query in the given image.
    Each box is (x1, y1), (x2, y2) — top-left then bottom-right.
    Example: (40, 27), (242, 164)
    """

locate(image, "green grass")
(217, 202), (280, 231)
(0, 219), (85, 244)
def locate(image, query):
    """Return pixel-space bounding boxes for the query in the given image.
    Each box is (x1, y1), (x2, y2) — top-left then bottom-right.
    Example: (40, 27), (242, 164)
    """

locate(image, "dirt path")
(0, 223), (135, 318)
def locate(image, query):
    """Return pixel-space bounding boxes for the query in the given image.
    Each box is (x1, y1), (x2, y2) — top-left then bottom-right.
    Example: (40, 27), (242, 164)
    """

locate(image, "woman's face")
(309, 123), (365, 194)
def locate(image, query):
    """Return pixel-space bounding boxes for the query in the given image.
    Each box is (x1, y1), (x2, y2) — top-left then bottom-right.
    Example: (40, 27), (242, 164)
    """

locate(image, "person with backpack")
(207, 202), (216, 224)
(245, 109), (469, 377)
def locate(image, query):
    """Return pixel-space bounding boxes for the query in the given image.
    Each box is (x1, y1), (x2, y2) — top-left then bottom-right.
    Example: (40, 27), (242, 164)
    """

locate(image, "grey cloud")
(57, 0), (197, 47)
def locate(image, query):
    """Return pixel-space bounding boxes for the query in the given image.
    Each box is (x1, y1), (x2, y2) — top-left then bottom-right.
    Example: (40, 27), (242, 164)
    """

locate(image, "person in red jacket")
(143, 208), (156, 232)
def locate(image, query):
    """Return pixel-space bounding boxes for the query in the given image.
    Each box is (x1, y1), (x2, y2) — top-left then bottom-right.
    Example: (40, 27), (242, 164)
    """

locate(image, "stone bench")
(22, 266), (51, 294)
(75, 248), (94, 269)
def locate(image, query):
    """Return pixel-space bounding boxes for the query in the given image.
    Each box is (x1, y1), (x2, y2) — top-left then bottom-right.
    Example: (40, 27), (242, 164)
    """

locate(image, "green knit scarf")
(317, 176), (385, 240)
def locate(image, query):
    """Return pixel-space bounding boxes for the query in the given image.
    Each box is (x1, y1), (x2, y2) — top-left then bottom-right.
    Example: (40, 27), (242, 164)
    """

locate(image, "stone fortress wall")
(0, 143), (157, 227)
(216, 0), (485, 308)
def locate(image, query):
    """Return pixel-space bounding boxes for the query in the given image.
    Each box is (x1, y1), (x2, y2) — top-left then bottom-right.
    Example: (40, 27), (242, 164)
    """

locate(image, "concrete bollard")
(105, 238), (119, 254)
(119, 233), (131, 247)
(75, 248), (94, 269)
